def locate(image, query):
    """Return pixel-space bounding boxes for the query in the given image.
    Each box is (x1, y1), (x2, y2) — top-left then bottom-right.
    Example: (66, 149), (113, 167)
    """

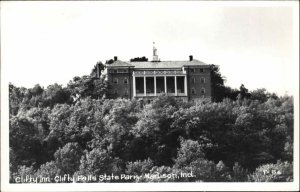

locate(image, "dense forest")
(9, 65), (293, 183)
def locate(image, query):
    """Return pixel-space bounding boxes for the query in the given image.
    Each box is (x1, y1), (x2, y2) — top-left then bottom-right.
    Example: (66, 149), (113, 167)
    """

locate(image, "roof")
(106, 60), (134, 67)
(106, 59), (209, 69)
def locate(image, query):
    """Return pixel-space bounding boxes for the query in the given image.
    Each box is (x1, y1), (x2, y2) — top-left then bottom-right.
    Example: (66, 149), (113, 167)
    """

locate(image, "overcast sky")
(1, 1), (299, 96)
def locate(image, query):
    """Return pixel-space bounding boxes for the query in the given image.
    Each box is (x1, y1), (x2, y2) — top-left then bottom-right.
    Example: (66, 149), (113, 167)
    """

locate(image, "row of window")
(113, 77), (205, 85)
(111, 69), (205, 73)
(191, 87), (205, 95)
(113, 78), (128, 84)
(114, 88), (205, 95)
(192, 77), (205, 84)
(111, 69), (128, 73)
(190, 68), (205, 73)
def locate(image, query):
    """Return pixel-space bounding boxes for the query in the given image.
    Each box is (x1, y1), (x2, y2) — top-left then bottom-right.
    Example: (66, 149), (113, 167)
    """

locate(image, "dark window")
(191, 68), (196, 73)
(191, 88), (196, 95)
(146, 77), (154, 94)
(156, 76), (165, 93)
(136, 77), (144, 94)
(114, 69), (118, 73)
(192, 77), (196, 84)
(124, 78), (128, 84)
(118, 69), (128, 73)
(200, 77), (205, 83)
(113, 78), (118, 84)
(201, 88), (205, 94)
(176, 76), (185, 93)
(167, 76), (175, 93)
(200, 68), (204, 73)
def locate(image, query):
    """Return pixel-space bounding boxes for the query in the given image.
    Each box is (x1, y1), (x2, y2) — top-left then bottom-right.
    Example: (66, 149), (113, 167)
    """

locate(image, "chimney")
(114, 56), (118, 61)
(189, 55), (193, 61)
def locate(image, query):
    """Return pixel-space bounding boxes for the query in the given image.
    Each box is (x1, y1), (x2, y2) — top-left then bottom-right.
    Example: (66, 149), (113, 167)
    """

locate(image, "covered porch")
(133, 74), (187, 97)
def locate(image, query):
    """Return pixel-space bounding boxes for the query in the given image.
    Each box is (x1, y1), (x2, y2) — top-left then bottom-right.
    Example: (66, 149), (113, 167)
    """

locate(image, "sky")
(1, 1), (299, 96)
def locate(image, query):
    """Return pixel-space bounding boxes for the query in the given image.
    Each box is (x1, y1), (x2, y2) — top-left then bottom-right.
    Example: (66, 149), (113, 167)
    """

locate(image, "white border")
(1, 1), (299, 191)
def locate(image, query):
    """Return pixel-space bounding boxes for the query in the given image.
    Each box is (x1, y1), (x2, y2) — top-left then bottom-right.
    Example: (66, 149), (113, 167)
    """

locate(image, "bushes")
(249, 161), (293, 182)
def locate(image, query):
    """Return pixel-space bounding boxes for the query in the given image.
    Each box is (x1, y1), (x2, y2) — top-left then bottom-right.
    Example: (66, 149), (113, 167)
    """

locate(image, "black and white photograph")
(1, 1), (299, 191)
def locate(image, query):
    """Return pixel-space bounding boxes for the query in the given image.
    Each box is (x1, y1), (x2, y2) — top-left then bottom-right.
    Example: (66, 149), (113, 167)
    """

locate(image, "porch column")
(154, 76), (157, 96)
(133, 75), (136, 97)
(164, 76), (167, 93)
(175, 76), (178, 96)
(184, 75), (188, 96)
(144, 76), (146, 96)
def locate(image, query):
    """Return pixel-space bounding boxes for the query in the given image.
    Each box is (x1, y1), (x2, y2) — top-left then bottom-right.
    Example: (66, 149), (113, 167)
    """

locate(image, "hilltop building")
(102, 46), (211, 101)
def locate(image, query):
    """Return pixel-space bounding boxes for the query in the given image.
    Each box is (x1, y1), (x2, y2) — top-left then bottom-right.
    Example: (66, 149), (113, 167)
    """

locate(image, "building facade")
(105, 51), (211, 101)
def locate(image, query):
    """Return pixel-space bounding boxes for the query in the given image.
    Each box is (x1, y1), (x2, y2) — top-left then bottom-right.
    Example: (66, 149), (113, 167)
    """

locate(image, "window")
(191, 88), (196, 95)
(124, 89), (128, 96)
(166, 76), (175, 93)
(156, 76), (165, 93)
(118, 69), (128, 73)
(201, 88), (205, 94)
(200, 68), (204, 73)
(114, 89), (118, 94)
(192, 77), (196, 84)
(191, 68), (196, 73)
(113, 78), (118, 84)
(200, 77), (205, 83)
(176, 76), (185, 94)
(136, 77), (144, 94)
(113, 69), (118, 73)
(124, 78), (128, 84)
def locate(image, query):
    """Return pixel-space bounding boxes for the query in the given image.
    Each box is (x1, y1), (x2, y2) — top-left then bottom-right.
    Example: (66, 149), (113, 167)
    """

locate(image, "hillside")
(9, 72), (293, 183)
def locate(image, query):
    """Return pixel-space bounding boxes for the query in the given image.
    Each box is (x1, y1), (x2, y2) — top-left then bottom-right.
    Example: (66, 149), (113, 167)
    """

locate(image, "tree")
(250, 88), (270, 102)
(174, 138), (205, 168)
(237, 84), (251, 100)
(40, 83), (72, 108)
(90, 61), (105, 78)
(125, 158), (154, 176)
(11, 165), (37, 183)
(9, 70), (294, 183)
(75, 148), (122, 180)
(100, 99), (140, 162)
(231, 162), (249, 182)
(9, 83), (27, 115)
(210, 64), (226, 102)
(130, 56), (148, 62)
(54, 142), (84, 175)
(105, 59), (114, 64)
(248, 161), (293, 182)
(9, 116), (44, 168)
(36, 161), (60, 182)
(31, 84), (44, 96)
(67, 76), (108, 101)
(210, 65), (239, 102)
(174, 139), (231, 182)
(46, 103), (73, 150)
(131, 97), (182, 165)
